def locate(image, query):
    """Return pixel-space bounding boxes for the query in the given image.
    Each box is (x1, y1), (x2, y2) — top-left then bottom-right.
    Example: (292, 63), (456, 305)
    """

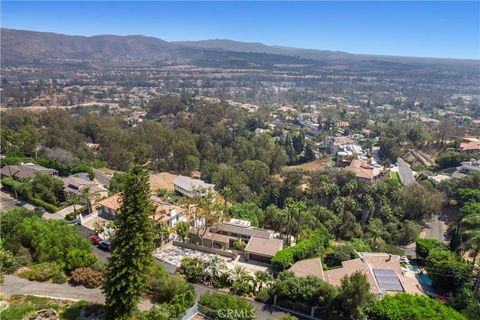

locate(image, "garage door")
(248, 253), (271, 264)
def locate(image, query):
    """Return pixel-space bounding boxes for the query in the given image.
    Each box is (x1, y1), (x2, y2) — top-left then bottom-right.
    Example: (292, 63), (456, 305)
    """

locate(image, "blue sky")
(2, 1), (479, 59)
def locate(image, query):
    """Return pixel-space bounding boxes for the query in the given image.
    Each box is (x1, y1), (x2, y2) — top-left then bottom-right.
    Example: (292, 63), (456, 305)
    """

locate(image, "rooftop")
(1, 164), (58, 180)
(98, 193), (122, 211)
(173, 175), (215, 192)
(290, 252), (425, 296)
(244, 236), (283, 257)
(460, 141), (480, 151)
(346, 159), (374, 181)
(289, 257), (325, 279)
(216, 222), (275, 239)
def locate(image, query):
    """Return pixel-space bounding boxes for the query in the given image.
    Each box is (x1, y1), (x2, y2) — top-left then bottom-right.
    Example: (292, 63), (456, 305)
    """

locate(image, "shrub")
(378, 243), (404, 255)
(70, 267), (103, 288)
(155, 188), (168, 197)
(233, 239), (246, 251)
(231, 279), (254, 296)
(29, 197), (59, 213)
(271, 247), (294, 272)
(180, 257), (206, 283)
(272, 226), (332, 272)
(416, 238), (446, 259)
(71, 163), (95, 180)
(51, 271), (67, 284)
(17, 217), (92, 264)
(146, 264), (195, 309)
(211, 272), (229, 288)
(7, 247), (32, 273)
(199, 292), (255, 320)
(65, 212), (77, 221)
(333, 244), (357, 261)
(366, 293), (466, 320)
(65, 249), (97, 273)
(255, 287), (270, 303)
(27, 262), (62, 282)
(348, 238), (371, 252)
(425, 248), (473, 294)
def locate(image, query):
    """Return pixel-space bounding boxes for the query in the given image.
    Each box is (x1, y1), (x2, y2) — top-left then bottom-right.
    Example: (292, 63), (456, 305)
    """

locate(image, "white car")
(399, 256), (409, 263)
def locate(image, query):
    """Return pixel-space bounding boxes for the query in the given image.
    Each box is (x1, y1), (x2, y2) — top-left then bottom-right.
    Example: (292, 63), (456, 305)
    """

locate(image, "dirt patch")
(421, 145), (444, 160)
(283, 157), (332, 172)
(149, 172), (177, 191)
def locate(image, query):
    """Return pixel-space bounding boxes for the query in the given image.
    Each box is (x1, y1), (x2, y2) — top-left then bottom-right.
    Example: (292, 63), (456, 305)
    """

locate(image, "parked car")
(399, 256), (410, 263)
(90, 234), (102, 245)
(98, 240), (112, 251)
(34, 207), (46, 214)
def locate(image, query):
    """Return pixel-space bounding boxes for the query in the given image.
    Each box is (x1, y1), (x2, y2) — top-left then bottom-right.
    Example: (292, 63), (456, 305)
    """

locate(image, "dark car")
(98, 240), (112, 251)
(34, 207), (46, 214)
(90, 234), (102, 245)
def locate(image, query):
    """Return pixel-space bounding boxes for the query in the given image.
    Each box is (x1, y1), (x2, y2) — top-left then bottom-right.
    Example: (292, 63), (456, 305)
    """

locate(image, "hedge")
(415, 238), (446, 259)
(199, 292), (255, 320)
(272, 226), (332, 272)
(29, 197), (59, 213)
(366, 293), (466, 320)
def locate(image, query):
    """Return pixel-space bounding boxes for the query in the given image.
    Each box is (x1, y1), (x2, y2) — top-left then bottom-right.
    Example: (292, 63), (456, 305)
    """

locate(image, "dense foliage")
(366, 293), (466, 320)
(198, 292), (255, 320)
(271, 226), (332, 272)
(103, 166), (156, 320)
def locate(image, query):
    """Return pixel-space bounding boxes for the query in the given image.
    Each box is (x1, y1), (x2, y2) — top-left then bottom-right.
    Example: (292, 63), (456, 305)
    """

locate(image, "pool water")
(417, 274), (433, 286)
(407, 265), (420, 272)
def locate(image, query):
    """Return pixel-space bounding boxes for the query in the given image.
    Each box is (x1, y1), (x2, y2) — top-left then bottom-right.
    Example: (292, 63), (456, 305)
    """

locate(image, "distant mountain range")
(1, 28), (478, 67)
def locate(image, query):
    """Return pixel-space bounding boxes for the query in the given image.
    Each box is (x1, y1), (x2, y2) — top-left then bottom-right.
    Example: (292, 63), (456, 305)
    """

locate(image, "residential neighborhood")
(1, 2), (480, 319)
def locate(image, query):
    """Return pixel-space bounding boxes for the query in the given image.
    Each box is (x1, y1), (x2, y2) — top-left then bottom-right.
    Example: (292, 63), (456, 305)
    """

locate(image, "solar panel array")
(373, 268), (404, 292)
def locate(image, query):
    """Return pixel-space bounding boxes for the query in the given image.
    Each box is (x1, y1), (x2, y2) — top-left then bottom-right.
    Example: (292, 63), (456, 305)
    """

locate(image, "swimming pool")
(417, 273), (433, 286)
(407, 265), (420, 272)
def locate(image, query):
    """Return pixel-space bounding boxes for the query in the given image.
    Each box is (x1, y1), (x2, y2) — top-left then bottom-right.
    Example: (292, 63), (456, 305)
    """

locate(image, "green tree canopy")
(103, 165), (156, 320)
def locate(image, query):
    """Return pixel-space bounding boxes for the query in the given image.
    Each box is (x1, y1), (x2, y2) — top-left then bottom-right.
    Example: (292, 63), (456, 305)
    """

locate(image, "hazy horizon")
(1, 1), (479, 60)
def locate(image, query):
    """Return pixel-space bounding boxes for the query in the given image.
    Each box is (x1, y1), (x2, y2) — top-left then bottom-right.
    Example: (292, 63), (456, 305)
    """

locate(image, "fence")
(273, 296), (319, 319)
(76, 210), (101, 225)
(173, 241), (237, 259)
(178, 303), (200, 320)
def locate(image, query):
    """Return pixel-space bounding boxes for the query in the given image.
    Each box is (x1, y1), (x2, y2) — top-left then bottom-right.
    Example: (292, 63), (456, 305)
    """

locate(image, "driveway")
(0, 191), (19, 211)
(154, 243), (232, 267)
(94, 169), (111, 188)
(397, 157), (416, 185)
(421, 214), (447, 242)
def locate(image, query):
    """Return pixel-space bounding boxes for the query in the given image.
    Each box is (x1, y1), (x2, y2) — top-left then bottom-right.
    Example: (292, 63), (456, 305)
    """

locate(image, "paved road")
(94, 169), (111, 188)
(422, 214), (447, 242)
(397, 157), (416, 185)
(1, 274), (104, 302)
(2, 275), (288, 319)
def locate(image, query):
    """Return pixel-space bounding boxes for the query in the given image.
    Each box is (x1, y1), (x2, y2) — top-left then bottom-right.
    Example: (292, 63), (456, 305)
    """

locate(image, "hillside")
(2, 28), (478, 71)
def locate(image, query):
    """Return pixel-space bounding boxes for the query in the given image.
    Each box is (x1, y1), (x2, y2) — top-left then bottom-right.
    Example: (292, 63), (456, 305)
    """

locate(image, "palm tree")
(368, 219), (384, 250)
(227, 266), (250, 284)
(79, 186), (94, 215)
(66, 192), (80, 214)
(254, 270), (272, 292)
(205, 255), (227, 279)
(360, 194), (374, 227)
(460, 229), (480, 269)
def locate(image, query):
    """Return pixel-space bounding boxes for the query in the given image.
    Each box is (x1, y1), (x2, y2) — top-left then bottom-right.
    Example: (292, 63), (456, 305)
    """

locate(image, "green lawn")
(390, 171), (400, 183)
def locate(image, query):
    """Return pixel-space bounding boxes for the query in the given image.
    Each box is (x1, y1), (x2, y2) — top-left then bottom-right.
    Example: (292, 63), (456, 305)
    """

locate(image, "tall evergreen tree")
(103, 165), (155, 320)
